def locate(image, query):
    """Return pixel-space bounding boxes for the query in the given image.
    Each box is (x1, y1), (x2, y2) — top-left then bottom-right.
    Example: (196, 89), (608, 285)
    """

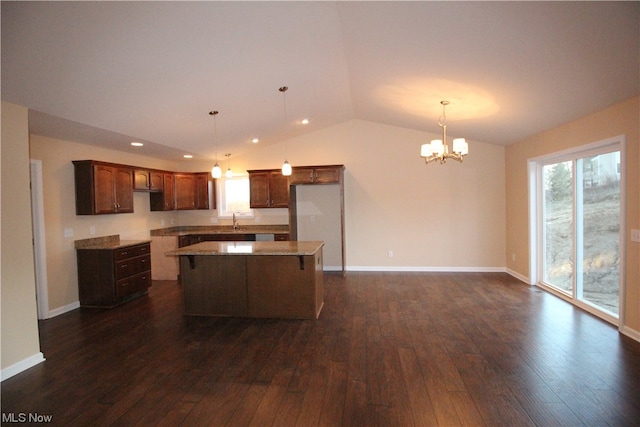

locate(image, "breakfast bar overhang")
(168, 241), (324, 319)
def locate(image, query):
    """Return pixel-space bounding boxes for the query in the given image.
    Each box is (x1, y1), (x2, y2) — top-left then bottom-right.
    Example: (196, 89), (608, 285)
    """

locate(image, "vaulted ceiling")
(2, 1), (638, 161)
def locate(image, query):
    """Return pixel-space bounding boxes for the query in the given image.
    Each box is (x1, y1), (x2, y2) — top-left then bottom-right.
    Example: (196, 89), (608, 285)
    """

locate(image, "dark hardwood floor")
(3, 272), (640, 426)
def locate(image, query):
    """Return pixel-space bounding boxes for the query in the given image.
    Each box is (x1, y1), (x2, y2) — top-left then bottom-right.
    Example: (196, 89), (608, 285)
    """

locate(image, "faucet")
(232, 213), (239, 230)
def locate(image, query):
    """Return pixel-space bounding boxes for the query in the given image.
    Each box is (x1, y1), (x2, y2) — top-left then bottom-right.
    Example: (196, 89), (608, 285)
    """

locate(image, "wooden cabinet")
(73, 160), (134, 215)
(77, 242), (151, 307)
(134, 169), (163, 192)
(175, 173), (195, 210)
(150, 173), (175, 211)
(290, 165), (342, 185)
(248, 170), (290, 208)
(194, 173), (211, 209)
(178, 244), (324, 319)
(175, 172), (212, 210)
(179, 233), (256, 248)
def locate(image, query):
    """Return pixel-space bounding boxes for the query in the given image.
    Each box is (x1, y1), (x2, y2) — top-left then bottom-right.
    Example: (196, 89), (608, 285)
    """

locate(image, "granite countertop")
(150, 225), (290, 237)
(74, 235), (151, 250)
(166, 241), (324, 256)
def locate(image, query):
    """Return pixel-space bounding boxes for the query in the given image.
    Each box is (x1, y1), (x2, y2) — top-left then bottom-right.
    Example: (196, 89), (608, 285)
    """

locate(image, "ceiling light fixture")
(131, 141), (143, 147)
(209, 110), (222, 178)
(279, 86), (292, 176)
(420, 100), (468, 164)
(183, 154), (193, 159)
(225, 153), (232, 178)
(252, 138), (259, 144)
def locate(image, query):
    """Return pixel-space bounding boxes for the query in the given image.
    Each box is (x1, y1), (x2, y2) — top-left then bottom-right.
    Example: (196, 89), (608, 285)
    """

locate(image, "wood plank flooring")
(3, 272), (640, 426)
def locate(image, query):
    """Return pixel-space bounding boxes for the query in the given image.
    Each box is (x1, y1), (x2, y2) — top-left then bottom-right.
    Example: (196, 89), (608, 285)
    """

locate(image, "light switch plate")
(632, 229), (640, 243)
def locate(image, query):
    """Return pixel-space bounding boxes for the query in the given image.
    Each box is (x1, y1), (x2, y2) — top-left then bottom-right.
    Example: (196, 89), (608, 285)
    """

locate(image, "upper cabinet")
(194, 173), (211, 210)
(74, 160), (214, 214)
(289, 165), (343, 185)
(248, 170), (290, 208)
(150, 173), (175, 211)
(175, 172), (213, 210)
(133, 169), (163, 192)
(73, 160), (134, 215)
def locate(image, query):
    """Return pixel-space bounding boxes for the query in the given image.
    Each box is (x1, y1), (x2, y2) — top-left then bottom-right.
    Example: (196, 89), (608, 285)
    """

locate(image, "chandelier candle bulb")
(453, 138), (468, 155)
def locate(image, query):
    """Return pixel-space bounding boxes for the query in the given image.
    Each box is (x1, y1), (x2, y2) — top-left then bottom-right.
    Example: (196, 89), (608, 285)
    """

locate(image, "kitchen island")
(168, 241), (324, 319)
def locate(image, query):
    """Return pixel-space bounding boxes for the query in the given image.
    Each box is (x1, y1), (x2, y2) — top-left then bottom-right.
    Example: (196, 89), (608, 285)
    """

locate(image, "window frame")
(216, 175), (254, 219)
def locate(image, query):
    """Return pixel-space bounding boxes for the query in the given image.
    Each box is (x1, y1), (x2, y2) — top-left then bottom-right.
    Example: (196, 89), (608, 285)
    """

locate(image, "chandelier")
(420, 100), (468, 164)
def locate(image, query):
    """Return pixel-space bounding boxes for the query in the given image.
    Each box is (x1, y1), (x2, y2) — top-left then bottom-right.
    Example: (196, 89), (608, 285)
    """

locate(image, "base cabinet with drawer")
(77, 242), (151, 307)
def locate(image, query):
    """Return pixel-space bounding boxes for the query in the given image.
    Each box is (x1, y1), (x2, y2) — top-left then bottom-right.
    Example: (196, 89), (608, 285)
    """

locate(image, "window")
(217, 176), (253, 218)
(529, 136), (625, 324)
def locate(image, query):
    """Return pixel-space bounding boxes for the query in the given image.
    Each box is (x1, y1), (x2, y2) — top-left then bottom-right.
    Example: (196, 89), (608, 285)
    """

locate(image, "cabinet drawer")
(116, 272), (151, 298)
(274, 234), (289, 241)
(137, 255), (151, 273)
(115, 259), (137, 279)
(115, 255), (151, 279)
(114, 244), (150, 261)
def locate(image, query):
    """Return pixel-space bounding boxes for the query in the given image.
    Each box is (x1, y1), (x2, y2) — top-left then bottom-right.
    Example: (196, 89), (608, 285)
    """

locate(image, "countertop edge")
(166, 241), (324, 256)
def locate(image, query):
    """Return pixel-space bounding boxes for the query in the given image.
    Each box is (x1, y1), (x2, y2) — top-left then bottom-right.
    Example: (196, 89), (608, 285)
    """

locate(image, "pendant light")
(225, 153), (233, 178)
(279, 86), (292, 176)
(209, 110), (222, 178)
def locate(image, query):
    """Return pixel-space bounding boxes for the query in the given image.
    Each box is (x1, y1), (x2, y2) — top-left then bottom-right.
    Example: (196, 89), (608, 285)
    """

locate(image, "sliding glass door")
(536, 140), (623, 319)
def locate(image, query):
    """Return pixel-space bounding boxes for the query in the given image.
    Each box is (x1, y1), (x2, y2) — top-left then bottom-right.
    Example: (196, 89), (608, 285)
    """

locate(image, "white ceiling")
(2, 1), (639, 161)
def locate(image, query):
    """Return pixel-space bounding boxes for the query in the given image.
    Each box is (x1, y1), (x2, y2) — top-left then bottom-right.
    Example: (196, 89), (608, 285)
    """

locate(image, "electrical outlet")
(63, 228), (73, 238)
(89, 226), (96, 235)
(512, 253), (516, 261)
(388, 250), (394, 258)
(632, 229), (640, 243)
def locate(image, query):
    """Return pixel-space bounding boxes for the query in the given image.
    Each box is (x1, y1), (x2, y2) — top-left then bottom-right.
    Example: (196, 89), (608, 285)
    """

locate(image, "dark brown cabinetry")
(134, 169), (163, 192)
(178, 233), (256, 248)
(150, 173), (175, 211)
(175, 173), (195, 210)
(248, 170), (290, 208)
(77, 242), (151, 307)
(73, 160), (134, 215)
(289, 165), (342, 185)
(175, 172), (213, 210)
(194, 173), (211, 209)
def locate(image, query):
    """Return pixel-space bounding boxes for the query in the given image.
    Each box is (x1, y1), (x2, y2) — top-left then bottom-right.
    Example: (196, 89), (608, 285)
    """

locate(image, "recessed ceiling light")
(301, 118), (309, 125)
(183, 154), (193, 159)
(252, 138), (259, 144)
(131, 141), (143, 147)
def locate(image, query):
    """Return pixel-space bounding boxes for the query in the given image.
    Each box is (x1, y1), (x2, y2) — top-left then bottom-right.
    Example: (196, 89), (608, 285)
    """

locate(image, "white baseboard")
(506, 268), (531, 284)
(620, 325), (640, 343)
(47, 301), (80, 318)
(346, 266), (507, 273)
(1, 352), (45, 382)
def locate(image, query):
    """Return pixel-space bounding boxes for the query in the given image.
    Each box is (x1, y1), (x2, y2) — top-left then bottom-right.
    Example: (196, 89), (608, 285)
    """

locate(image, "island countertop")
(166, 240), (324, 256)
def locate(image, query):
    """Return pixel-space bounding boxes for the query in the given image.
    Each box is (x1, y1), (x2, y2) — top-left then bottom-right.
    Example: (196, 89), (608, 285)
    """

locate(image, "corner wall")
(1, 101), (43, 378)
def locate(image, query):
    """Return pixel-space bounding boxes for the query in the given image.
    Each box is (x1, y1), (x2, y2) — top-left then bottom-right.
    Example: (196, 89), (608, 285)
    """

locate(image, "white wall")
(233, 119), (507, 270)
(1, 102), (43, 377)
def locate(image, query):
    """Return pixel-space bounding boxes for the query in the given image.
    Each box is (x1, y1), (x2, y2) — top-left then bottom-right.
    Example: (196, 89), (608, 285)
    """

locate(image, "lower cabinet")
(77, 242), (151, 307)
